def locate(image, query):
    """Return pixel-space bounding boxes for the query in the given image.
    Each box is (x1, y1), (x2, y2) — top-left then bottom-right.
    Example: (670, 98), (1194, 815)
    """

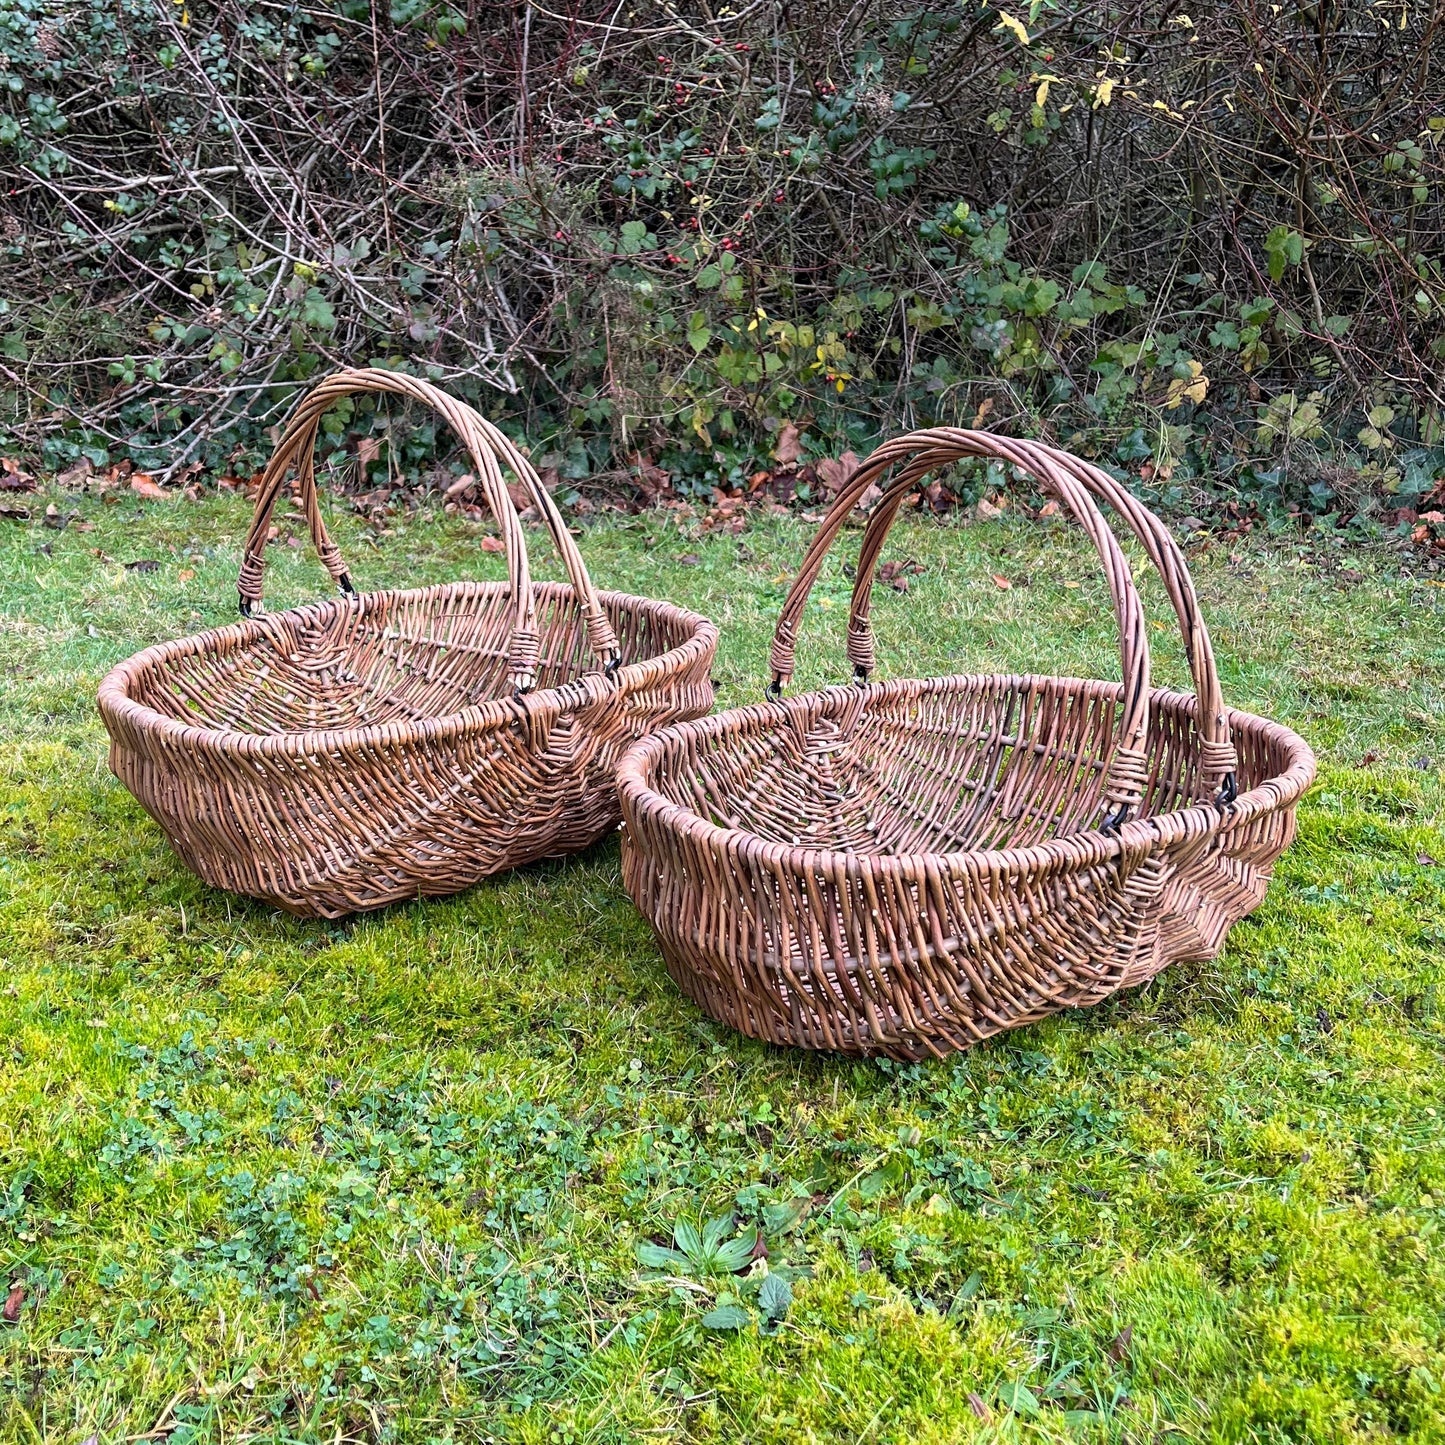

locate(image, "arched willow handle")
(851, 431), (1237, 803)
(769, 428), (1155, 829)
(236, 369), (618, 692)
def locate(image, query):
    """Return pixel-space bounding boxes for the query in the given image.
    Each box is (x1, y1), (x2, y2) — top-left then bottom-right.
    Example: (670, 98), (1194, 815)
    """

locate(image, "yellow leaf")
(995, 10), (1031, 45)
(1093, 76), (1115, 108)
(1033, 73), (1057, 106)
(1164, 360), (1209, 410)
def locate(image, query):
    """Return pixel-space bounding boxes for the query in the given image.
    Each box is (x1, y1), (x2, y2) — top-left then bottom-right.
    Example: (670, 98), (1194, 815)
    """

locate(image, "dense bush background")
(2, 0), (1443, 521)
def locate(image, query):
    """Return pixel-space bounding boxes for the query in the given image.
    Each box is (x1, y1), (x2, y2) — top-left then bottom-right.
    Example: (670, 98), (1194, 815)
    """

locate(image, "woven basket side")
(618, 686), (1315, 1058)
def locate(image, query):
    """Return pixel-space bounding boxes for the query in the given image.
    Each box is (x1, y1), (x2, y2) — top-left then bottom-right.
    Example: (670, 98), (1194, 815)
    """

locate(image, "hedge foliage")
(2, 0), (1443, 515)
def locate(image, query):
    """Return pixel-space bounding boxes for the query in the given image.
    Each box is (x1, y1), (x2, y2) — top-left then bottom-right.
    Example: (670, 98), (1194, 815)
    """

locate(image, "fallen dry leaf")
(879, 559), (924, 593)
(0, 504), (31, 522)
(1, 457), (36, 491)
(131, 474), (168, 501)
(356, 436), (384, 467)
(814, 450), (861, 494)
(773, 422), (803, 467)
(1037, 499), (1060, 518)
(678, 553), (701, 566)
(2, 1281), (22, 1323)
(1356, 751), (1379, 768)
(56, 459), (93, 489)
(967, 1392), (990, 1422)
(43, 503), (78, 530)
(478, 534), (505, 553)
(990, 574), (1012, 590)
(1108, 1325), (1133, 1363)
(972, 396), (996, 428)
(445, 474), (476, 499)
(1418, 851), (1438, 867)
(124, 559), (161, 573)
(975, 496), (1004, 522)
(178, 567), (196, 581)
(632, 452), (674, 502)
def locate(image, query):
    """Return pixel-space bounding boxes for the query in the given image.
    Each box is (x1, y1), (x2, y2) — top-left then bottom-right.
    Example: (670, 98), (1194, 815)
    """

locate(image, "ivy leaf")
(700, 1303), (751, 1330)
(618, 220), (651, 255)
(301, 288), (336, 331)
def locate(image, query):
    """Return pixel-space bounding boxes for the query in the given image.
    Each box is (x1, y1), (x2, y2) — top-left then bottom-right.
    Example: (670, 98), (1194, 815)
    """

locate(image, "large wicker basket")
(98, 370), (717, 917)
(617, 430), (1316, 1059)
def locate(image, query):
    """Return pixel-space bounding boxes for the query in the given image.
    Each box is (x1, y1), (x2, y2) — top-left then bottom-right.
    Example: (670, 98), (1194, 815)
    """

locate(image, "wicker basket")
(617, 429), (1316, 1059)
(98, 369), (717, 917)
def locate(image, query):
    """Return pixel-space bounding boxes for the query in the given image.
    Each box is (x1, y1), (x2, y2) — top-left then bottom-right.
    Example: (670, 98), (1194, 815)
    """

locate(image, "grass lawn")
(2, 485), (1444, 1444)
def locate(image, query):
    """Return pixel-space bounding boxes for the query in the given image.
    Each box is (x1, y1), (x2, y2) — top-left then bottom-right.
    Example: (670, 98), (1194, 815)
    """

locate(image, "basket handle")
(768, 428), (1153, 830)
(451, 406), (622, 676)
(852, 432), (1237, 804)
(236, 369), (618, 689)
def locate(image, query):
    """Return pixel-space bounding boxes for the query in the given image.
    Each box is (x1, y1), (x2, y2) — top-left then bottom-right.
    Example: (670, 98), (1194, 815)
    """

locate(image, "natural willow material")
(98, 369), (718, 918)
(618, 429), (1316, 1060)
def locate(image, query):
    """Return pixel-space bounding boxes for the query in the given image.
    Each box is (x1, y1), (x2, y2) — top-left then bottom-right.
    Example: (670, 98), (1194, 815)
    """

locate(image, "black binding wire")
(1215, 771), (1238, 808)
(852, 664), (870, 686)
(765, 674), (784, 702)
(240, 572), (354, 620)
(1099, 801), (1132, 836)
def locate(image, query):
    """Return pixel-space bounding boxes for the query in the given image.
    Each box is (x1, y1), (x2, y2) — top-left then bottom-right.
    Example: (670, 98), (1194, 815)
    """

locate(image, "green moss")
(1, 492), (1443, 1442)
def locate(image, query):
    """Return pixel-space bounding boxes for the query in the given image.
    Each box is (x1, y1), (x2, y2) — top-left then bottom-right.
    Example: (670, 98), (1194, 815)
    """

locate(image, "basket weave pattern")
(618, 430), (1315, 1059)
(99, 371), (717, 917)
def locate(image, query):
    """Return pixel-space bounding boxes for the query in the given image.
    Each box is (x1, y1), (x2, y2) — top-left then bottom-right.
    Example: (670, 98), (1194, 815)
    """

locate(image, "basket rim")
(97, 579), (718, 761)
(615, 678), (1317, 880)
